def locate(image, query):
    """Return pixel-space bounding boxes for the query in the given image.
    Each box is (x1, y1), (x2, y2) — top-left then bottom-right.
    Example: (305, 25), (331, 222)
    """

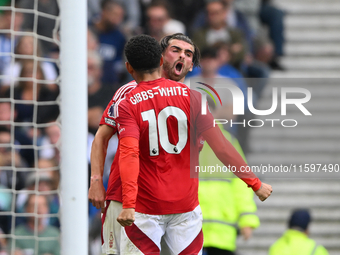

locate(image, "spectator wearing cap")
(269, 209), (329, 255)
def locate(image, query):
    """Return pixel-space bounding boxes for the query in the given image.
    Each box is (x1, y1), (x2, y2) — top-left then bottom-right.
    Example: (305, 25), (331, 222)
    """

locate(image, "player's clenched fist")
(117, 208), (135, 227)
(255, 183), (272, 201)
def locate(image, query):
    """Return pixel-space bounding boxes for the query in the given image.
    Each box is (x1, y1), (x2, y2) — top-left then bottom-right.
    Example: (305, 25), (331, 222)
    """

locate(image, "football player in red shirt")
(89, 33), (201, 255)
(114, 35), (272, 254)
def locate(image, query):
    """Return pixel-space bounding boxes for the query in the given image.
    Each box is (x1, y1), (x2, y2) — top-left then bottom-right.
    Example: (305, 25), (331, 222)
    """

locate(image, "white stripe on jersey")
(113, 82), (137, 118)
(113, 81), (137, 101)
(114, 94), (129, 118)
(114, 81), (136, 98)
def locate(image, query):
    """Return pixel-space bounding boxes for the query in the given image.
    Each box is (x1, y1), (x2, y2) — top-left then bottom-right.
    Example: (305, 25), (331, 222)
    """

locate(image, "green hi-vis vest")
(269, 229), (329, 255)
(198, 125), (259, 251)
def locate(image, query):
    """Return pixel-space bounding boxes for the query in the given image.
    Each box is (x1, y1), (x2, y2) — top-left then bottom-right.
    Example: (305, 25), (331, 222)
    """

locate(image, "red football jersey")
(114, 78), (214, 215)
(99, 81), (137, 203)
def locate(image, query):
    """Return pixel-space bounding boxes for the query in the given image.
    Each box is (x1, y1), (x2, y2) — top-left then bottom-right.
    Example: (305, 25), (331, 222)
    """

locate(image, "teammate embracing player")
(113, 35), (272, 254)
(89, 34), (272, 255)
(88, 33), (201, 255)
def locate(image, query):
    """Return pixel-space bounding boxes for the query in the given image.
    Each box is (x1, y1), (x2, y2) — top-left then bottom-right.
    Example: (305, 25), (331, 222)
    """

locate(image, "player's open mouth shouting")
(174, 61), (184, 76)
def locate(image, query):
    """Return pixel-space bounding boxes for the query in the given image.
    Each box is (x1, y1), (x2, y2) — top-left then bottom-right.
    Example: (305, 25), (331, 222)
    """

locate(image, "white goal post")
(60, 0), (88, 254)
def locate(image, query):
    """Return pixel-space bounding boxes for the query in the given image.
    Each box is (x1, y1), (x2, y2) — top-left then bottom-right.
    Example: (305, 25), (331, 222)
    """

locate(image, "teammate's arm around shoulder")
(201, 126), (272, 201)
(89, 125), (115, 209)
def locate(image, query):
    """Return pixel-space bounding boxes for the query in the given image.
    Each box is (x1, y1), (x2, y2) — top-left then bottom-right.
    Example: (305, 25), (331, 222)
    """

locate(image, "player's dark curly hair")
(124, 34), (162, 73)
(160, 33), (201, 68)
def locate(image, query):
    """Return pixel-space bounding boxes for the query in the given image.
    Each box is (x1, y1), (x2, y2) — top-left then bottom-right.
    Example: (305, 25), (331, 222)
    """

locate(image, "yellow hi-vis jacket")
(269, 229), (329, 255)
(198, 125), (259, 252)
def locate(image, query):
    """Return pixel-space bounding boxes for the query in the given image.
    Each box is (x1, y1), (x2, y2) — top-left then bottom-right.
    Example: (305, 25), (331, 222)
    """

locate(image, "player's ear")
(159, 56), (164, 67)
(189, 62), (193, 72)
(125, 62), (134, 75)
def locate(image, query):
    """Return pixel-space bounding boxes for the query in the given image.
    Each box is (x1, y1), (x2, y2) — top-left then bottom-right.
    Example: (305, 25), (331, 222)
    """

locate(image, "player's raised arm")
(88, 124), (115, 209)
(201, 125), (272, 201)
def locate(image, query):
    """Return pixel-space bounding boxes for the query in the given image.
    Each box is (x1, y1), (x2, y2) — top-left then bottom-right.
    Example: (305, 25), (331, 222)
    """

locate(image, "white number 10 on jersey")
(141, 106), (188, 156)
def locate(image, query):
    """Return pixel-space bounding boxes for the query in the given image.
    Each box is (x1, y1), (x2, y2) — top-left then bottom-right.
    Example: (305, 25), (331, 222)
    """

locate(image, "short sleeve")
(114, 100), (140, 140)
(100, 81), (137, 130)
(99, 98), (118, 131)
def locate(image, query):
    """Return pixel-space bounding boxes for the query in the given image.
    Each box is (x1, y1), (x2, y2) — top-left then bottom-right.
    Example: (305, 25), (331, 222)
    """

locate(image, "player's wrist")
(90, 175), (103, 183)
(122, 203), (136, 209)
(252, 180), (262, 192)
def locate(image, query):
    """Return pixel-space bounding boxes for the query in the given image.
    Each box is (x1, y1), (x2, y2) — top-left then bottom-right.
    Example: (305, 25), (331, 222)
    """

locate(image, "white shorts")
(120, 205), (203, 255)
(102, 200), (123, 255)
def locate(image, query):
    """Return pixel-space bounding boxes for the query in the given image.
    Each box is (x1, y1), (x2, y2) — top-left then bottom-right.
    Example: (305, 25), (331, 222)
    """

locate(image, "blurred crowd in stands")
(0, 0), (286, 254)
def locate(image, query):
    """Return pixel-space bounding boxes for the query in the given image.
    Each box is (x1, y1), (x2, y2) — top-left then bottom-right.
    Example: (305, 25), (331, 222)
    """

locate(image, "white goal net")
(0, 0), (62, 254)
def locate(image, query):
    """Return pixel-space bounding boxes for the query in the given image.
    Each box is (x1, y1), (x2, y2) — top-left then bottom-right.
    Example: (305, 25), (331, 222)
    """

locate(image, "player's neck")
(161, 70), (185, 83)
(178, 77), (185, 83)
(134, 71), (162, 84)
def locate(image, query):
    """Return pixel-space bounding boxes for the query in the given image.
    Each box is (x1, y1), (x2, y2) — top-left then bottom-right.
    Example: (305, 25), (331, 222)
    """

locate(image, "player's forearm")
(214, 145), (261, 191)
(90, 125), (115, 179)
(90, 134), (110, 179)
(202, 126), (261, 191)
(119, 137), (139, 209)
